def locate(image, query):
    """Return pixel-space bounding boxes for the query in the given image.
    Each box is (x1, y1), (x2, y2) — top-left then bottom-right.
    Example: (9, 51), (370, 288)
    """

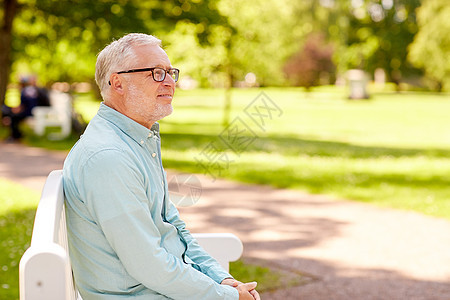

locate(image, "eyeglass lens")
(153, 68), (179, 82)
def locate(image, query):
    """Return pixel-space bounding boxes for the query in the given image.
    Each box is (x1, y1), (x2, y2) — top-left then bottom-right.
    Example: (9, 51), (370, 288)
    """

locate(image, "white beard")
(126, 84), (173, 125)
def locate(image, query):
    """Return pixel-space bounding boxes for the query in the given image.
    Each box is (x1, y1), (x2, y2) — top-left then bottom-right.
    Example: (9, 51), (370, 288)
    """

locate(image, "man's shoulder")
(66, 117), (132, 166)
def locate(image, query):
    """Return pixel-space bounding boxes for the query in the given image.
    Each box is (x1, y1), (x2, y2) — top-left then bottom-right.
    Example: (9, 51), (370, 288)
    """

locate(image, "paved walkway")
(1, 142), (450, 299)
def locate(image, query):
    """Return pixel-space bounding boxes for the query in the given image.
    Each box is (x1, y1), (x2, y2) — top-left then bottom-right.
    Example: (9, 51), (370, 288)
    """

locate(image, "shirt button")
(148, 132), (153, 138)
(152, 153), (156, 158)
(161, 180), (164, 186)
(140, 140), (144, 145)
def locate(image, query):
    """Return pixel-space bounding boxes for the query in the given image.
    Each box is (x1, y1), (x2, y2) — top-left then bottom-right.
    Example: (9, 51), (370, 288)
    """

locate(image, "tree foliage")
(164, 0), (307, 88)
(284, 33), (335, 89)
(332, 0), (421, 84)
(275, 0), (422, 86)
(409, 0), (450, 91)
(216, 0), (306, 87)
(0, 0), (227, 106)
(2, 0), (450, 107)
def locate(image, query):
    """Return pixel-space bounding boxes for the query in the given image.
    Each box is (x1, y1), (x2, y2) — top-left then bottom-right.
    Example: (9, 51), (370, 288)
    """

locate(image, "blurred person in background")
(1, 75), (49, 141)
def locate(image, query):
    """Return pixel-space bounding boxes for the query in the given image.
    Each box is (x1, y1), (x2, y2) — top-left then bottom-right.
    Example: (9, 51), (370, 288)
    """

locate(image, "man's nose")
(162, 74), (176, 86)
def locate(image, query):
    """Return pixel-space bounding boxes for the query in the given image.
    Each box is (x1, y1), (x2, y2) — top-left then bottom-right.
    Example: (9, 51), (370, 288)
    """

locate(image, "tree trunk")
(222, 38), (234, 128)
(222, 66), (234, 128)
(222, 85), (232, 127)
(0, 0), (18, 110)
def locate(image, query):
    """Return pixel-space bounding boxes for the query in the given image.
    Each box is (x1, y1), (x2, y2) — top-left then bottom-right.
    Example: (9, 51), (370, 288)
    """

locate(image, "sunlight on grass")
(0, 179), (39, 215)
(73, 93), (101, 121)
(0, 179), (39, 300)
(170, 87), (450, 149)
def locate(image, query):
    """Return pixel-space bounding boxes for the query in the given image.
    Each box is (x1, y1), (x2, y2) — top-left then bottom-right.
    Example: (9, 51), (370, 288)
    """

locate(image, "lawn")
(158, 87), (450, 219)
(0, 179), (39, 300)
(5, 86), (450, 219)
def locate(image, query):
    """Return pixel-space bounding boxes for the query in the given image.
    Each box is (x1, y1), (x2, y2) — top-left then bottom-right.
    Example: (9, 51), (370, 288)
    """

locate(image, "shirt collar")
(97, 103), (160, 146)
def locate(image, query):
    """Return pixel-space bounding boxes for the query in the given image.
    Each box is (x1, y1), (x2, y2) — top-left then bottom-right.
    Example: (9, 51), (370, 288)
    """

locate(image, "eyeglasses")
(108, 67), (180, 85)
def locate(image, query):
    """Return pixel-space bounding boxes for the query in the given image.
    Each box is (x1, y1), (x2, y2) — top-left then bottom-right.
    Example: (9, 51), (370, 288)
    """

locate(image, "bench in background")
(31, 91), (72, 140)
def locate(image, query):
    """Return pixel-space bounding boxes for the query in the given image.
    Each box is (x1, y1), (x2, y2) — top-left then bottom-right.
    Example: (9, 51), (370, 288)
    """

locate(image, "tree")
(0, 0), (18, 108)
(0, 0), (228, 107)
(409, 0), (450, 91)
(330, 0), (421, 86)
(284, 33), (335, 89)
(214, 0), (308, 87)
(164, 0), (304, 125)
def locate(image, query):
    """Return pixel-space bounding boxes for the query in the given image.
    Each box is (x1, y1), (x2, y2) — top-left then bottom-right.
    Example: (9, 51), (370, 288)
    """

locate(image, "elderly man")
(63, 33), (260, 300)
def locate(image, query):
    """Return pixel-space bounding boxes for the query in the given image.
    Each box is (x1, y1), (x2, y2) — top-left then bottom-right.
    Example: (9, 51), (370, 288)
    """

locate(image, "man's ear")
(109, 74), (125, 95)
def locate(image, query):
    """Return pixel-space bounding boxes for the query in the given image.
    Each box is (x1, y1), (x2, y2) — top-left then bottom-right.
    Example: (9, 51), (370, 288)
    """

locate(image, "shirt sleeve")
(79, 149), (238, 300)
(164, 199), (234, 284)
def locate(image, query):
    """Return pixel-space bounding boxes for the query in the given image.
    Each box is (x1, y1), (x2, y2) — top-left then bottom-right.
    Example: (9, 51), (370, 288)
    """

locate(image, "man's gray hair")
(95, 33), (162, 99)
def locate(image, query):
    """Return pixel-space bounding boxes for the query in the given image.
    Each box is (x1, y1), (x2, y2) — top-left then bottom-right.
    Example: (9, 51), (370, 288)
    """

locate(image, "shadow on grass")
(0, 208), (36, 300)
(160, 132), (450, 159)
(227, 164), (450, 190)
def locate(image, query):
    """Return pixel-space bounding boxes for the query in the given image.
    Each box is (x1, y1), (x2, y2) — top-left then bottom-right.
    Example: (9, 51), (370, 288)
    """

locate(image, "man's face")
(121, 44), (175, 128)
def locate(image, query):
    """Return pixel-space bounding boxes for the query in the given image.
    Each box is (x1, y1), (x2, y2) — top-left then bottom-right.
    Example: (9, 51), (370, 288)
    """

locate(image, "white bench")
(19, 170), (243, 300)
(31, 91), (72, 140)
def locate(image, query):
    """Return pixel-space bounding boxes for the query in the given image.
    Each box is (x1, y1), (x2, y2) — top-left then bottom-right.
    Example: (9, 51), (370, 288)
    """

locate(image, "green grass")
(0, 179), (39, 300)
(229, 260), (281, 293)
(229, 259), (309, 293)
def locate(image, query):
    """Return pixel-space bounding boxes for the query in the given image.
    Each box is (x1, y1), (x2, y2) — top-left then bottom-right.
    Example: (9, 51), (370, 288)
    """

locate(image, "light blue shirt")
(63, 103), (238, 299)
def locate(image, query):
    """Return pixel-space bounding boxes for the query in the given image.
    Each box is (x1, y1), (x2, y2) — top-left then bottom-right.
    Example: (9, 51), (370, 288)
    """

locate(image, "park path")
(1, 142), (450, 300)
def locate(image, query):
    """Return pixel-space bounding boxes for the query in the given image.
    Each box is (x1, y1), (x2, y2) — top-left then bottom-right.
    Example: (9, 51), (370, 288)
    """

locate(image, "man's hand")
(237, 282), (260, 300)
(221, 278), (241, 287)
(221, 279), (260, 300)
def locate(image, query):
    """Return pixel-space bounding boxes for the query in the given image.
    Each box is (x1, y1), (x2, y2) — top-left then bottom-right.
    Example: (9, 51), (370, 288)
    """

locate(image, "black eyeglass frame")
(108, 67), (180, 85)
